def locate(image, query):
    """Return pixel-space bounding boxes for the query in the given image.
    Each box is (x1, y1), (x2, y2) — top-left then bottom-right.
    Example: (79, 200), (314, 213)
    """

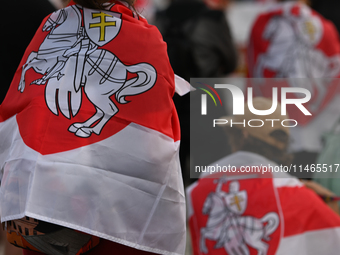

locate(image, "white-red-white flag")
(187, 151), (340, 255)
(0, 1), (189, 255)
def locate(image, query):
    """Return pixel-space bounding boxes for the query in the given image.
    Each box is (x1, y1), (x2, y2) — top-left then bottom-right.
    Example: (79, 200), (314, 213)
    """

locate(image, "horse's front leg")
(200, 228), (209, 254)
(18, 52), (38, 92)
(32, 56), (67, 85)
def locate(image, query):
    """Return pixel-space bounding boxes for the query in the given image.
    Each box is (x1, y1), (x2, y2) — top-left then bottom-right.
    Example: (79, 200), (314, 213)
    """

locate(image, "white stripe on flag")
(0, 117), (186, 255)
(276, 227), (340, 255)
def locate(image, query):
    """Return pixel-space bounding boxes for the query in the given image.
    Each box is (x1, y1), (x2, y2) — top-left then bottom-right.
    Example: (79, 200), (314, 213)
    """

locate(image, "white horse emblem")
(254, 6), (340, 79)
(252, 7), (340, 115)
(200, 178), (279, 255)
(18, 6), (157, 138)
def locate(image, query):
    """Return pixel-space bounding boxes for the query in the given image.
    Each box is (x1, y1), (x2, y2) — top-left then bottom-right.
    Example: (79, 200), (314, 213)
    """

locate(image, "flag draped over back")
(247, 2), (340, 125)
(0, 2), (188, 255)
(187, 151), (340, 255)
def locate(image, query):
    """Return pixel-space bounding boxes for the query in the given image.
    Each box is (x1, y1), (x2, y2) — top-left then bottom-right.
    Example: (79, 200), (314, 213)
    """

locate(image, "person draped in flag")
(187, 97), (340, 255)
(0, 0), (189, 254)
(246, 0), (340, 178)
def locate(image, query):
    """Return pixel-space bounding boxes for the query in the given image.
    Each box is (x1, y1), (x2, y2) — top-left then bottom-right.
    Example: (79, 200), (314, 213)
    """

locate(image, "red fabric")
(22, 239), (157, 255)
(278, 186), (340, 237)
(0, 2), (179, 155)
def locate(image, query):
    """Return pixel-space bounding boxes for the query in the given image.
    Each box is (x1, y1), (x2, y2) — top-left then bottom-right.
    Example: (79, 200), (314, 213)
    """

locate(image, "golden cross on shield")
(230, 195), (244, 212)
(89, 12), (116, 42)
(304, 20), (316, 41)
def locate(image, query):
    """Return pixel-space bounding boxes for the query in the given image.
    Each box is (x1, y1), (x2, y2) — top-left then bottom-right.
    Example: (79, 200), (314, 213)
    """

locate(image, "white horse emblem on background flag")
(18, 6), (157, 138)
(200, 178), (279, 255)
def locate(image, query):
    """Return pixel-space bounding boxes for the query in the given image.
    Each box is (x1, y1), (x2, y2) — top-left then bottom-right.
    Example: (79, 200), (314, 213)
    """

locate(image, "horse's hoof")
(31, 79), (41, 85)
(69, 123), (85, 133)
(75, 128), (91, 138)
(18, 85), (24, 92)
(68, 124), (79, 133)
(201, 247), (208, 254)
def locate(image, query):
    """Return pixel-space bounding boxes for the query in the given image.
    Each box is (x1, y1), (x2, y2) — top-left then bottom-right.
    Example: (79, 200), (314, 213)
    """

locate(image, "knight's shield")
(296, 16), (323, 46)
(84, 8), (122, 46)
(225, 191), (247, 215)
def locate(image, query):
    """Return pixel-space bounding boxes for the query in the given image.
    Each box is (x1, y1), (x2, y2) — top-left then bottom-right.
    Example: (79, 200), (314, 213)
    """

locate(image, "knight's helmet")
(229, 181), (240, 194)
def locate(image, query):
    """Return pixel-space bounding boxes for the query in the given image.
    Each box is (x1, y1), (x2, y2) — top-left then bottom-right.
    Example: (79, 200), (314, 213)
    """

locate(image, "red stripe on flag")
(278, 186), (340, 237)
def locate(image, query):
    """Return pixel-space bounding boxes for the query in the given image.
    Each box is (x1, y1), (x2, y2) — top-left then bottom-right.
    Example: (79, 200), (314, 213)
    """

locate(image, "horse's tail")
(116, 63), (157, 104)
(261, 212), (279, 240)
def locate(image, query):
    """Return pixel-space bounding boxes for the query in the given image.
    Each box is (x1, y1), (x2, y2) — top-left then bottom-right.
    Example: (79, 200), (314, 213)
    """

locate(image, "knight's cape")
(187, 151), (340, 255)
(0, 2), (188, 255)
(247, 2), (340, 125)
